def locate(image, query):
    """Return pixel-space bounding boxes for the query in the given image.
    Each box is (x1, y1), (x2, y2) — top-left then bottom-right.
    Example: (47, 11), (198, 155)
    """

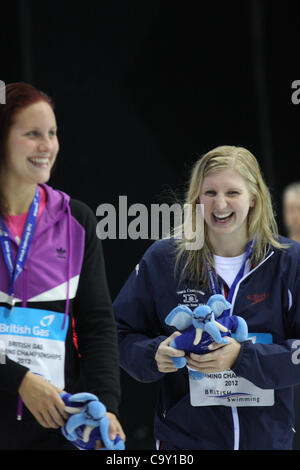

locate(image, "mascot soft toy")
(165, 294), (248, 378)
(60, 392), (125, 450)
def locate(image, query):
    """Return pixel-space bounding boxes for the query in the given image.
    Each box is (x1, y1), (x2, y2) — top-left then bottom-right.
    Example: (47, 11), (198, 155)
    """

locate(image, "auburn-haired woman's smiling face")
(4, 101), (59, 187)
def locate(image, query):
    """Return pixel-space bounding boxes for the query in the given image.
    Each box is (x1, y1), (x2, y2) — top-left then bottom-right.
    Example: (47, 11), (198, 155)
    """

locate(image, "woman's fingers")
(155, 332), (185, 372)
(18, 371), (68, 428)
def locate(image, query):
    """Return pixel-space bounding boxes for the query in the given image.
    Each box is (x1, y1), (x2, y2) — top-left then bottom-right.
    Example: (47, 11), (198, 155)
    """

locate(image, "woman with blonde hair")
(175, 145), (286, 289)
(114, 145), (300, 450)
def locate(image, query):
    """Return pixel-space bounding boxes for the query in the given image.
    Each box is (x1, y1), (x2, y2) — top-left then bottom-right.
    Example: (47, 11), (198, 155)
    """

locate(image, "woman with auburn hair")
(114, 145), (300, 450)
(0, 82), (125, 449)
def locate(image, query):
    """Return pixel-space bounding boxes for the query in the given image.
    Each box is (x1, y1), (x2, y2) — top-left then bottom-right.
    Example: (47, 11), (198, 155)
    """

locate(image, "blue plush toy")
(60, 392), (125, 450)
(165, 294), (248, 377)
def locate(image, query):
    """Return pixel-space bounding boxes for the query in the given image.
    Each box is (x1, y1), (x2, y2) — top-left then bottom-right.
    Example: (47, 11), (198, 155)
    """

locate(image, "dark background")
(2, 0), (300, 449)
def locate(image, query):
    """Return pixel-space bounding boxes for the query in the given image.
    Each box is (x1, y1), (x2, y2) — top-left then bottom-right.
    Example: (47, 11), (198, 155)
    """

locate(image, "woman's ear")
(250, 196), (256, 207)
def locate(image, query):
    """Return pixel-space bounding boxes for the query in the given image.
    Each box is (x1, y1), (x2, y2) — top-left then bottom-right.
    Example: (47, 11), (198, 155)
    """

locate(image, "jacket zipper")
(229, 250), (275, 450)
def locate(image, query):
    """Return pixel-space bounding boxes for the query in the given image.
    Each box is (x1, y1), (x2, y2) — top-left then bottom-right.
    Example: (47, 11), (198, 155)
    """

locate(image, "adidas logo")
(56, 248), (66, 259)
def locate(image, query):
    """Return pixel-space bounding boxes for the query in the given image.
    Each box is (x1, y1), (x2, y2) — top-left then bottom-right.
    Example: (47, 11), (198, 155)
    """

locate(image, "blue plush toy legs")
(169, 339), (187, 368)
(234, 316), (248, 342)
(188, 368), (205, 380)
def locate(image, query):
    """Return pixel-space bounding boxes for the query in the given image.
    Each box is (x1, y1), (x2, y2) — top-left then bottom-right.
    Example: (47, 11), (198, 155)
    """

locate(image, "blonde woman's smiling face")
(200, 168), (255, 247)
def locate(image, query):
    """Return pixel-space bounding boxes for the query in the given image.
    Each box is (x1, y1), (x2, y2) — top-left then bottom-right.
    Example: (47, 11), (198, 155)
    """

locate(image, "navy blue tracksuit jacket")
(113, 237), (300, 450)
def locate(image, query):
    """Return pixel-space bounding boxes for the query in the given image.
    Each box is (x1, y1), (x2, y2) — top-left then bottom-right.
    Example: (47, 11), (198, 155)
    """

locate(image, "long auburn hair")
(174, 145), (288, 289)
(0, 82), (54, 214)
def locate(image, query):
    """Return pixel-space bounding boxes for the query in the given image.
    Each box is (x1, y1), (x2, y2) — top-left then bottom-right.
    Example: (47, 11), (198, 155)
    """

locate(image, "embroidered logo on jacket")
(247, 293), (269, 306)
(176, 288), (205, 308)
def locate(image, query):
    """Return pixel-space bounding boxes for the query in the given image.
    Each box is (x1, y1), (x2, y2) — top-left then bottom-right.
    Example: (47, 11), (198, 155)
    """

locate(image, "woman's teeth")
(213, 212), (233, 223)
(28, 157), (49, 167)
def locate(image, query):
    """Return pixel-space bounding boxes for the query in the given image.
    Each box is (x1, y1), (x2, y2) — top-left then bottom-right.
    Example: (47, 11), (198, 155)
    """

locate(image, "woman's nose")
(214, 195), (228, 211)
(37, 136), (51, 152)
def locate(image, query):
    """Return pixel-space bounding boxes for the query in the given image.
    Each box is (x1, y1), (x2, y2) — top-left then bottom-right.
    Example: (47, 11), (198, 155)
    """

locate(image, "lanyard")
(0, 187), (40, 306)
(206, 240), (253, 304)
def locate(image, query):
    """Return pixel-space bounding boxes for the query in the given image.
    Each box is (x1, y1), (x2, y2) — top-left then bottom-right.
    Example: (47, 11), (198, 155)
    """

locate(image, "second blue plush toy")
(60, 392), (125, 450)
(165, 294), (248, 376)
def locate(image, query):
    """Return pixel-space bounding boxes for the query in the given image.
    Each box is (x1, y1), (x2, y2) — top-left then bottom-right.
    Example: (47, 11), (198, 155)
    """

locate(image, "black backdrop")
(2, 0), (300, 449)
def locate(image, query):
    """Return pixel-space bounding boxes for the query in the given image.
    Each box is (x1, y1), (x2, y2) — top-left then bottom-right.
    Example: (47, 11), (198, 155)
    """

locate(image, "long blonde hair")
(174, 145), (287, 289)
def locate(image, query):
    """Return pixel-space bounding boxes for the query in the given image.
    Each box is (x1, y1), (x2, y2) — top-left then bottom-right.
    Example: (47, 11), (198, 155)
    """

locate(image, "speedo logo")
(247, 293), (269, 306)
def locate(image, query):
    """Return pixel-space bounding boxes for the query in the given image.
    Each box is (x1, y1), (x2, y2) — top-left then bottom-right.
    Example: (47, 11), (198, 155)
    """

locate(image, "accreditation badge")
(0, 306), (68, 389)
(188, 333), (275, 407)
